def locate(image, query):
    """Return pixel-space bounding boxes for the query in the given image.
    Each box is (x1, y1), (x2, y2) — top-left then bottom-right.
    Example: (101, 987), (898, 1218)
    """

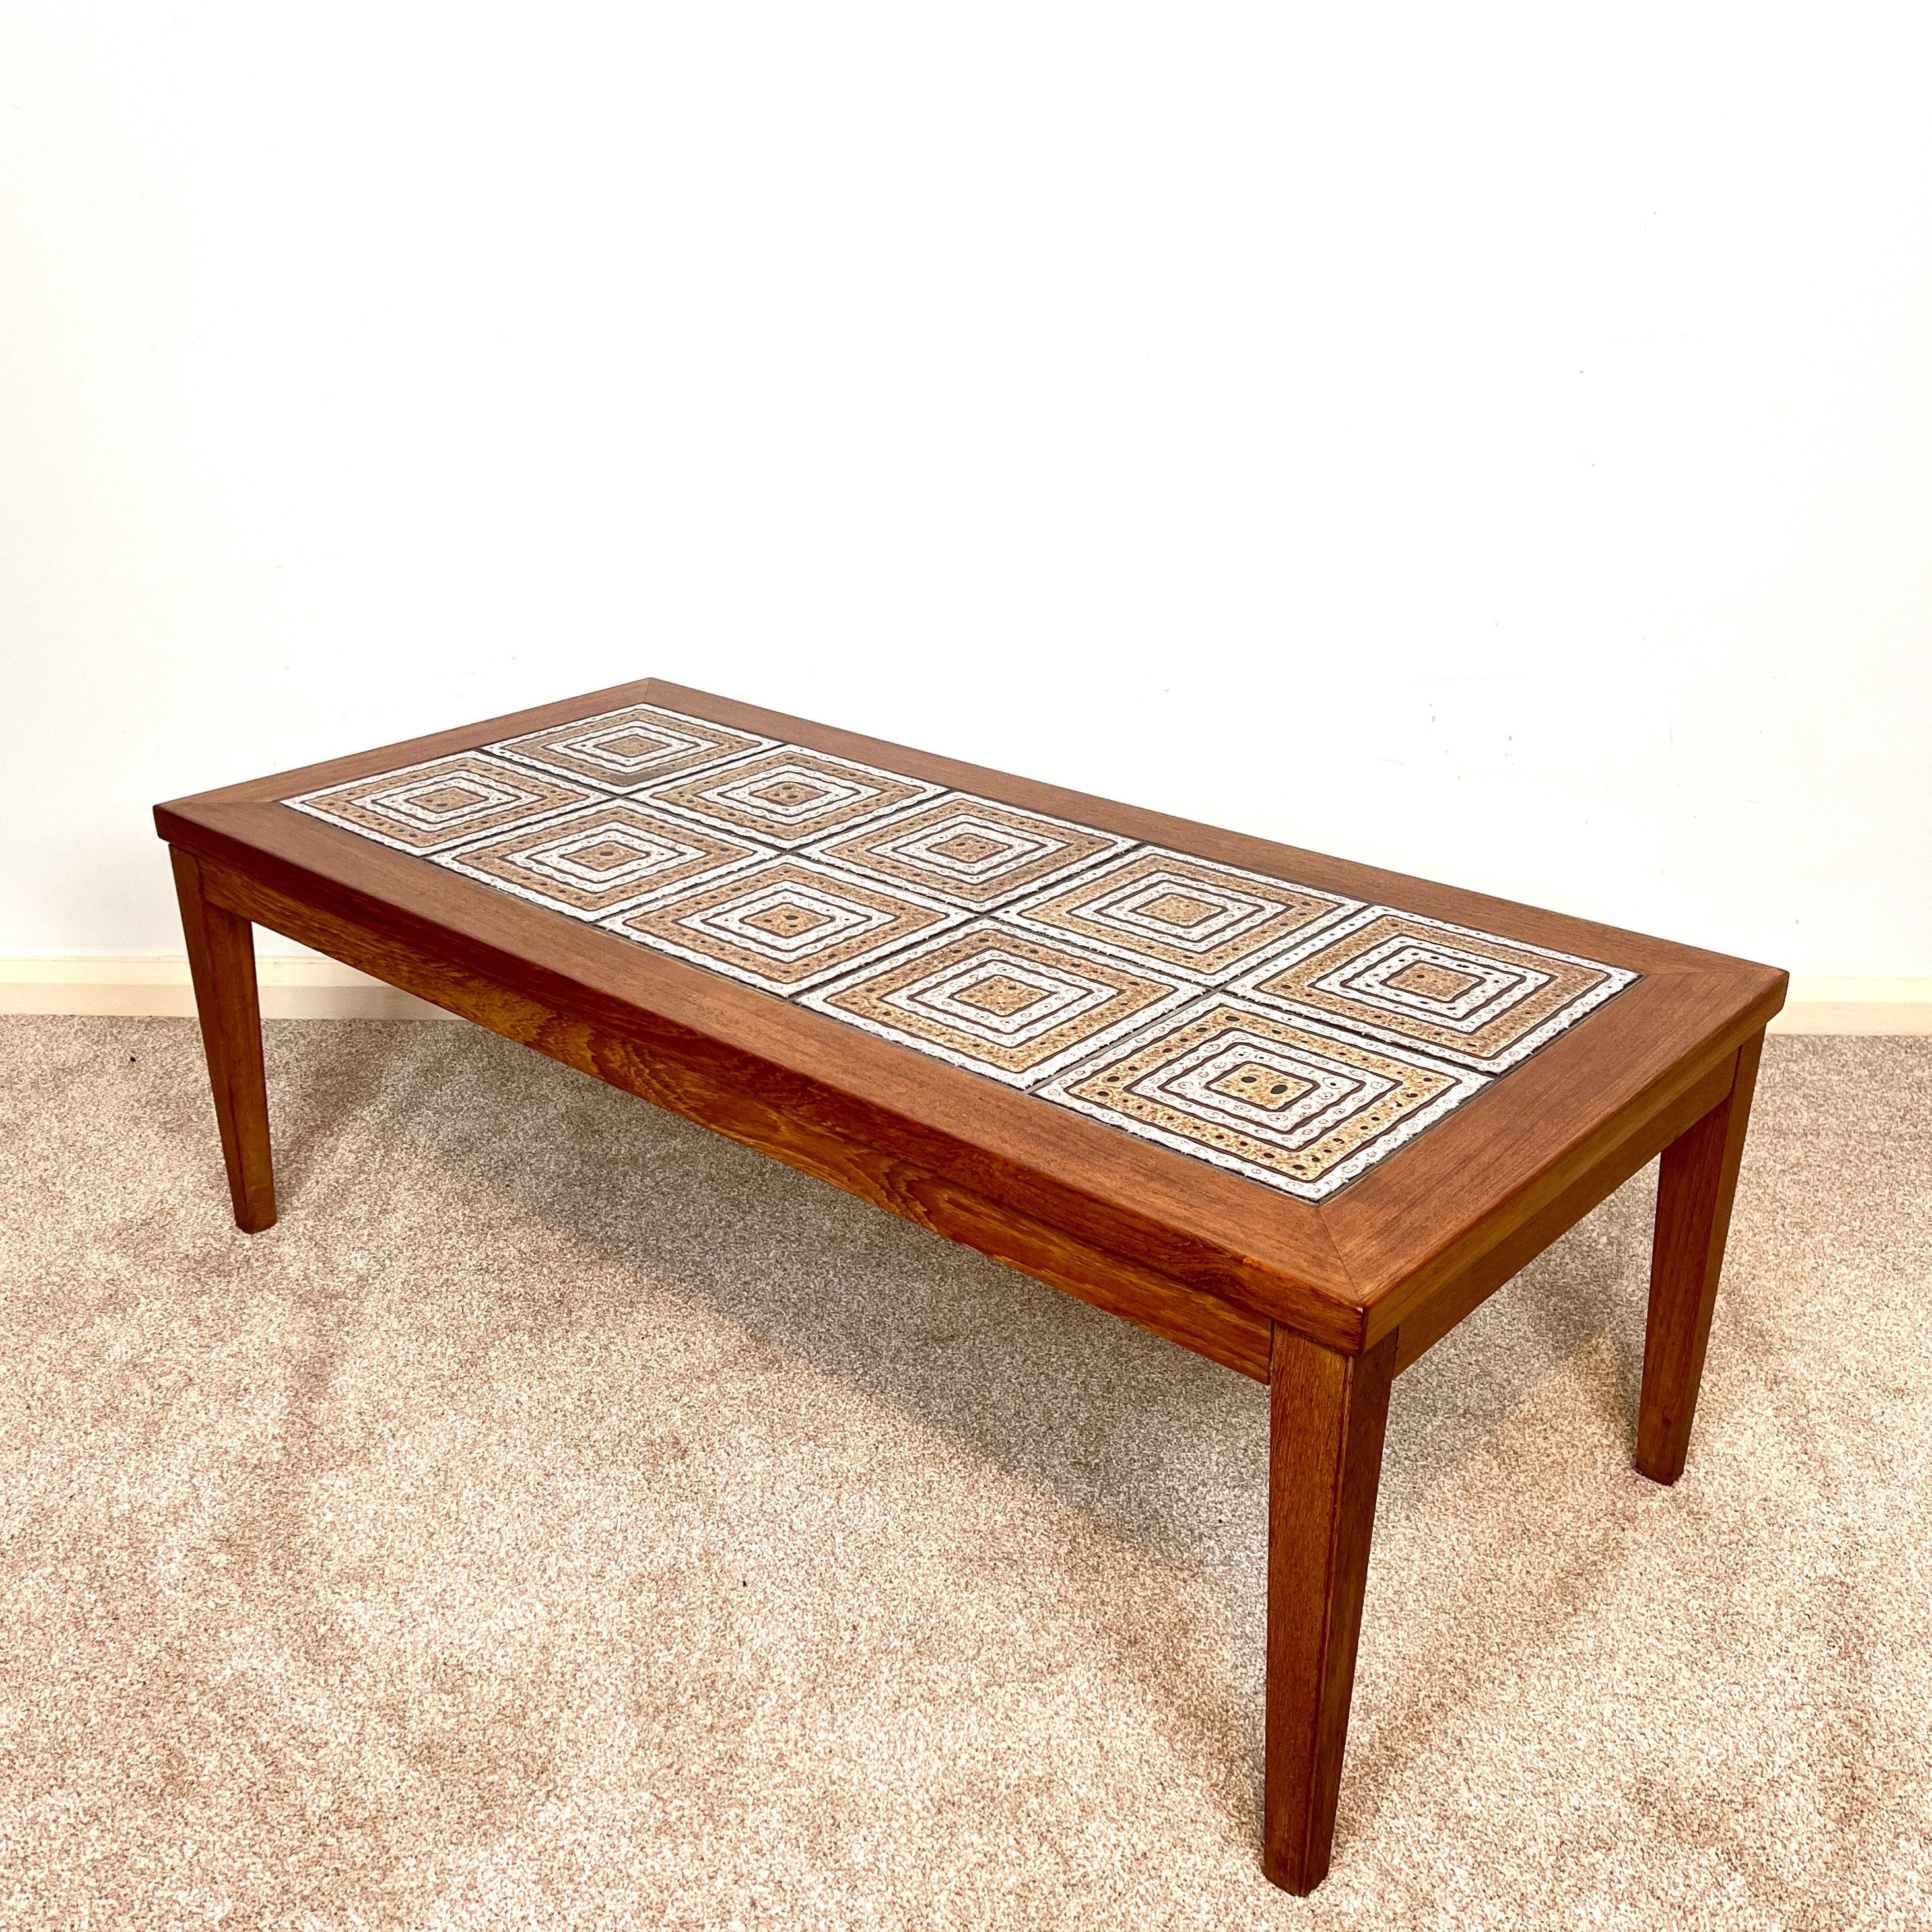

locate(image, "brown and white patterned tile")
(603, 857), (967, 994)
(1002, 846), (1363, 983)
(433, 800), (772, 919)
(1231, 908), (1637, 1074)
(643, 749), (942, 848)
(801, 923), (1193, 1088)
(285, 753), (597, 854)
(488, 702), (777, 792)
(1037, 996), (1488, 1199)
(805, 792), (1131, 910)
(281, 702), (1638, 1194)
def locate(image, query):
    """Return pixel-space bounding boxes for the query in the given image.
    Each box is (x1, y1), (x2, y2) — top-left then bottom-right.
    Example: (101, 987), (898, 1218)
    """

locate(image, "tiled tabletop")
(286, 702), (1635, 1201)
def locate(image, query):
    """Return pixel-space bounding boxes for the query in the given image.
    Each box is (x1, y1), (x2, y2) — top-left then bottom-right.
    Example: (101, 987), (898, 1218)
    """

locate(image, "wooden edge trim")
(1315, 968), (1770, 1299)
(172, 815), (1365, 1346)
(191, 851), (1273, 1381)
(1356, 968), (1783, 1355)
(1386, 1052), (1737, 1373)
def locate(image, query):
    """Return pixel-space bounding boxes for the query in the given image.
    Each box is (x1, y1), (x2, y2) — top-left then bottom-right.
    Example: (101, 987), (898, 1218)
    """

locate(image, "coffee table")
(154, 679), (1785, 1893)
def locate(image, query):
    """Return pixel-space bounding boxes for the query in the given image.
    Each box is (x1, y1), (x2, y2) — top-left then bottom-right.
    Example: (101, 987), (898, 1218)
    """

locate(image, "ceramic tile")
(807, 793), (1130, 910)
(488, 702), (777, 792)
(643, 749), (941, 848)
(1036, 996), (1486, 1200)
(434, 800), (769, 919)
(801, 922), (1195, 1088)
(1231, 908), (1637, 1074)
(603, 857), (967, 994)
(286, 753), (596, 854)
(283, 709), (1638, 1194)
(1004, 846), (1363, 983)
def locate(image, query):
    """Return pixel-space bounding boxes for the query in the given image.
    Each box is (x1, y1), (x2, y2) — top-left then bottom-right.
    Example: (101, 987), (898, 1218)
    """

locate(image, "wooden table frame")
(156, 679), (1785, 1894)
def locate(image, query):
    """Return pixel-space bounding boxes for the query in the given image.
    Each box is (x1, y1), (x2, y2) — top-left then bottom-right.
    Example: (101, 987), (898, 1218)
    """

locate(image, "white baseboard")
(1762, 978), (1932, 1035)
(1, 957), (1928, 1033)
(0, 955), (451, 1020)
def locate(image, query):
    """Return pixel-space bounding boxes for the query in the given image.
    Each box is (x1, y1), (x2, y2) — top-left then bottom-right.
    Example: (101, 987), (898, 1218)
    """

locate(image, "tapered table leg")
(1637, 1030), (1764, 1484)
(1264, 1324), (1397, 1895)
(171, 846), (277, 1232)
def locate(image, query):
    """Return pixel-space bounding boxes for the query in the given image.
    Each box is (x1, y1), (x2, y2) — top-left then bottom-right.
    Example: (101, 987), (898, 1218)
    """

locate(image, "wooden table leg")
(1264, 1323), (1397, 1895)
(171, 846), (277, 1233)
(1637, 1030), (1764, 1484)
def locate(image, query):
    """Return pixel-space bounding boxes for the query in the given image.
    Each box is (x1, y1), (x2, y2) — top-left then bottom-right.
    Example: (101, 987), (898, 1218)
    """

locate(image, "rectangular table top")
(156, 679), (1785, 1352)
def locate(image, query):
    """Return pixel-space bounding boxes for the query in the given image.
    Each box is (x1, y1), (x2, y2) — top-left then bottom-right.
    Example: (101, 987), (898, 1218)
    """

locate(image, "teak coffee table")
(155, 679), (1785, 1893)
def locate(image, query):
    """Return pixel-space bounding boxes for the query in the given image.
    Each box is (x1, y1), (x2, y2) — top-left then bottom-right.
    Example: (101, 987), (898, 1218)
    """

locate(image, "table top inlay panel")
(281, 700), (1638, 1201)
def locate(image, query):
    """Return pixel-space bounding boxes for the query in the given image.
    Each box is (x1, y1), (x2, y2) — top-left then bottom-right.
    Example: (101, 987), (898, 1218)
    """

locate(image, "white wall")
(2, 3), (1928, 973)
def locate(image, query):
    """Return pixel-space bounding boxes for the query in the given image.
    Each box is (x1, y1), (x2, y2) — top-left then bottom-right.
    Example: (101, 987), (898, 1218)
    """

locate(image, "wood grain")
(1389, 1052), (1735, 1372)
(170, 805), (1367, 1345)
(1637, 1031), (1764, 1482)
(155, 681), (1794, 1898)
(1383, 1043), (1747, 1376)
(170, 848), (277, 1232)
(152, 673), (1788, 1343)
(1333, 968), (1784, 1341)
(1264, 1324), (1398, 1894)
(193, 853), (1274, 1382)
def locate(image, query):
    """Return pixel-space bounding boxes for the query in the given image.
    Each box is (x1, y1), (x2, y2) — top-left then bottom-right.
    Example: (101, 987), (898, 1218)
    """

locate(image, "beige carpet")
(0, 1018), (1927, 1930)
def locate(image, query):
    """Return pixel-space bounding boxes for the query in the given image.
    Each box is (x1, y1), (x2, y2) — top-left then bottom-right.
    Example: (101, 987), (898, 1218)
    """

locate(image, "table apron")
(1383, 1051), (1739, 1373)
(197, 854), (1275, 1384)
